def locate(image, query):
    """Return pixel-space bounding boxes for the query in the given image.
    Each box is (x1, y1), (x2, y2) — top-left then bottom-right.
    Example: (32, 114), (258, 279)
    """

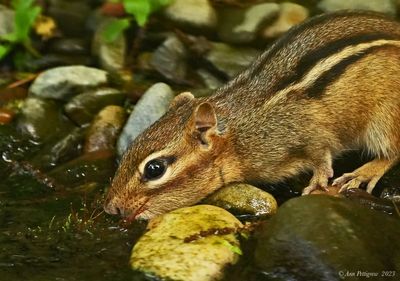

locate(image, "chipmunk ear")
(192, 102), (218, 147)
(169, 92), (194, 109)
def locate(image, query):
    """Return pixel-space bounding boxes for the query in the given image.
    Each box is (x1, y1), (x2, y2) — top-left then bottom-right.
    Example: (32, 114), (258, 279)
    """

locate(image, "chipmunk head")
(104, 92), (242, 220)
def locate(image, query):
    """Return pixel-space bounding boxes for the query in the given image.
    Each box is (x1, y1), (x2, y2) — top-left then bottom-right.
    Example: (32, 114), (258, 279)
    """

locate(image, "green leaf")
(120, 0), (172, 27)
(102, 18), (131, 43)
(12, 0), (35, 10)
(0, 44), (12, 60)
(14, 5), (41, 42)
(149, 0), (172, 11)
(221, 240), (242, 255)
(0, 33), (18, 43)
(123, 0), (152, 26)
(240, 232), (249, 240)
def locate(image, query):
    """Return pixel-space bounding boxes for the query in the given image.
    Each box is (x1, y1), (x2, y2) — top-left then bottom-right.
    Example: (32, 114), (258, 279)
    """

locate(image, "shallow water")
(0, 125), (148, 281)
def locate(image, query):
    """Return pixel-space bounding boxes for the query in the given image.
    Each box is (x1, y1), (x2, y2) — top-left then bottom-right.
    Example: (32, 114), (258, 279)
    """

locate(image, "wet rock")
(381, 187), (400, 203)
(29, 66), (108, 101)
(47, 150), (116, 187)
(92, 18), (127, 73)
(205, 43), (260, 79)
(204, 184), (277, 219)
(17, 97), (75, 142)
(254, 196), (400, 280)
(0, 5), (14, 36)
(20, 54), (94, 72)
(196, 69), (224, 90)
(64, 87), (125, 126)
(48, 0), (91, 36)
(117, 83), (174, 156)
(310, 186), (400, 214)
(218, 3), (279, 44)
(84, 105), (126, 153)
(340, 188), (400, 214)
(30, 127), (85, 169)
(150, 35), (188, 83)
(49, 38), (90, 55)
(131, 205), (242, 281)
(263, 2), (309, 38)
(318, 0), (396, 15)
(310, 185), (341, 196)
(163, 0), (217, 30)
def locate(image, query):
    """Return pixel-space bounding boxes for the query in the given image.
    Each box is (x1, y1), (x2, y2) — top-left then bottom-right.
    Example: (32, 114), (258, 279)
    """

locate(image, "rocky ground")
(1, 0), (400, 280)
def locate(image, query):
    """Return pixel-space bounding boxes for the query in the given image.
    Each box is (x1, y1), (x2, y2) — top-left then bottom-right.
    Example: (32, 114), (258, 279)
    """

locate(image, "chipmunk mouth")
(125, 197), (151, 223)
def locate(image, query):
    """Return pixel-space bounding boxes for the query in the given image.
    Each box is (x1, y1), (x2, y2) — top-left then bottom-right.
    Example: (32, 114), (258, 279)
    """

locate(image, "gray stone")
(29, 66), (108, 100)
(318, 0), (396, 15)
(263, 2), (309, 38)
(117, 83), (174, 156)
(17, 97), (75, 141)
(196, 68), (223, 90)
(218, 3), (279, 44)
(49, 38), (89, 55)
(92, 18), (127, 73)
(131, 205), (242, 281)
(204, 184), (277, 218)
(0, 5), (14, 36)
(205, 43), (260, 78)
(84, 105), (126, 153)
(64, 87), (125, 126)
(163, 0), (217, 29)
(150, 35), (188, 82)
(19, 54), (93, 72)
(254, 196), (400, 280)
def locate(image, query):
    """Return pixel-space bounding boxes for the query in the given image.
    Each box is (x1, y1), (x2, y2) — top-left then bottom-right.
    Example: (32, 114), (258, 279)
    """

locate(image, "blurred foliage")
(103, 0), (172, 43)
(0, 0), (41, 60)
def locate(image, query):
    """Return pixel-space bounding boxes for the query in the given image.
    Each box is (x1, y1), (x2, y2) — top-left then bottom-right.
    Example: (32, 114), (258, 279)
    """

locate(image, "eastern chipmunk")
(104, 11), (400, 220)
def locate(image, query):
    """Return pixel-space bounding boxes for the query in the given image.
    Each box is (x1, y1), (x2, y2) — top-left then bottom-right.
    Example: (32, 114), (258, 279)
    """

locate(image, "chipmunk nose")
(104, 200), (121, 216)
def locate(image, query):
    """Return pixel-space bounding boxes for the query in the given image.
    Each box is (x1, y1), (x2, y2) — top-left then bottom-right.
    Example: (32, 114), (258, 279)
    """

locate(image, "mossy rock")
(131, 205), (243, 281)
(204, 183), (277, 218)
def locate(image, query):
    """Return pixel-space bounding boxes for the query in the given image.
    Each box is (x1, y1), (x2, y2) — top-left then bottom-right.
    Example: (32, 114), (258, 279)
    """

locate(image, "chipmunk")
(104, 11), (400, 220)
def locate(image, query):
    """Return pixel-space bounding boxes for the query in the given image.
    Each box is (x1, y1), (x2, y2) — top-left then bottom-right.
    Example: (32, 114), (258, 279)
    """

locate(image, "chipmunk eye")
(144, 159), (167, 180)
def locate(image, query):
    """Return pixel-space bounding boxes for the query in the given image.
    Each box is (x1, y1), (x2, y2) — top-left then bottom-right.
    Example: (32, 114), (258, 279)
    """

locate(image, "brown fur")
(104, 11), (400, 219)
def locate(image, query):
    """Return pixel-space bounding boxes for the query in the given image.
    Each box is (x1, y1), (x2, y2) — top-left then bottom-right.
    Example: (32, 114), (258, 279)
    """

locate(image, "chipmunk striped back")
(214, 11), (400, 103)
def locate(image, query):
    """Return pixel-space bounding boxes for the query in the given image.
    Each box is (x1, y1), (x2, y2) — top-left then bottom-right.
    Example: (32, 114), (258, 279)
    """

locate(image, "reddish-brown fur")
(104, 11), (400, 219)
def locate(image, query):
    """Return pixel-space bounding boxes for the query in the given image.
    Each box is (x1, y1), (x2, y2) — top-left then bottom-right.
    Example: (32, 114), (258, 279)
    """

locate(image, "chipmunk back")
(105, 11), (400, 220)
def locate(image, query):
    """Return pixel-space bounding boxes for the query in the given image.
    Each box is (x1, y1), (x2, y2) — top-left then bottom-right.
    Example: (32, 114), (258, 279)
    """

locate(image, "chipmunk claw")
(333, 158), (395, 193)
(334, 173), (382, 193)
(332, 173), (362, 192)
(302, 183), (329, 195)
(302, 166), (333, 195)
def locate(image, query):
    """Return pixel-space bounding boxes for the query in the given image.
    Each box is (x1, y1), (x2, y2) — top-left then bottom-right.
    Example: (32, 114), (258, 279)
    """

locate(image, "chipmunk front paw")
(333, 158), (396, 193)
(302, 165), (334, 195)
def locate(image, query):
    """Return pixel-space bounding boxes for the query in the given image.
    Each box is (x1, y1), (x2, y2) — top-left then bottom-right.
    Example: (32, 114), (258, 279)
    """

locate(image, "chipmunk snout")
(104, 203), (119, 215)
(104, 198), (122, 216)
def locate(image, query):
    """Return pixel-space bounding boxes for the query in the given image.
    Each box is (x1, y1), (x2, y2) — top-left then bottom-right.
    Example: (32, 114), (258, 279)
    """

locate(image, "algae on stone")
(131, 205), (243, 281)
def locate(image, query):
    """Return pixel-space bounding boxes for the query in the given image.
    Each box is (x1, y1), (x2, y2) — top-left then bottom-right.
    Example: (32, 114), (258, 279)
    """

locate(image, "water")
(0, 125), (145, 281)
